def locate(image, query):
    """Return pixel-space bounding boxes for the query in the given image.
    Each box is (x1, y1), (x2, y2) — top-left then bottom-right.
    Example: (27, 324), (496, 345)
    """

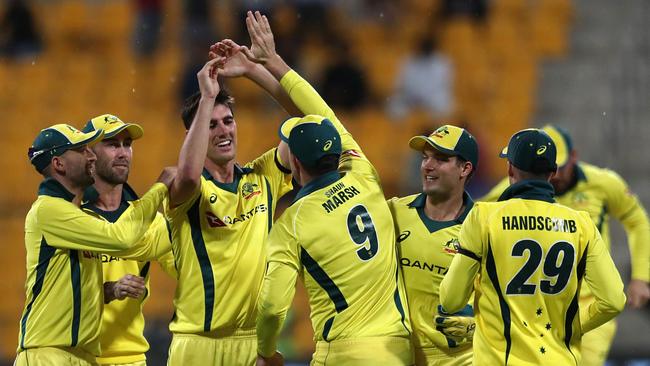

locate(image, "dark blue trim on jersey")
(274, 148), (292, 174)
(408, 191), (474, 233)
(20, 237), (56, 350)
(596, 205), (608, 233)
(486, 242), (512, 364)
(265, 178), (273, 233)
(393, 266), (409, 334)
(202, 165), (253, 194)
(69, 250), (81, 346)
(564, 243), (588, 365)
(300, 247), (348, 314)
(38, 178), (76, 202)
(188, 196), (216, 332)
(322, 317), (335, 341)
(82, 183), (139, 222)
(293, 171), (342, 203)
(140, 261), (151, 300)
(498, 180), (555, 203)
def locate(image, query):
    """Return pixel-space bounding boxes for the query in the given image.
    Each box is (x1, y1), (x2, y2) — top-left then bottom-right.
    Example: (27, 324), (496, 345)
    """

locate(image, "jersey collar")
(498, 180), (555, 203)
(38, 178), (76, 202)
(293, 171), (342, 203)
(408, 191), (475, 233)
(202, 164), (254, 193)
(81, 183), (139, 222)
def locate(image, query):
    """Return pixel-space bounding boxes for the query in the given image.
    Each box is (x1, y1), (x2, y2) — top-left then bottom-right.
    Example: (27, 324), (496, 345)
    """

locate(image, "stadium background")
(0, 0), (648, 365)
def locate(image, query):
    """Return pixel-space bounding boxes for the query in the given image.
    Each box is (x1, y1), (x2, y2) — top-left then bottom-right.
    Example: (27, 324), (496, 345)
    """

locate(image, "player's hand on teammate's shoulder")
(626, 279), (650, 309)
(242, 10), (277, 65)
(209, 39), (258, 79)
(157, 166), (178, 190)
(256, 351), (284, 366)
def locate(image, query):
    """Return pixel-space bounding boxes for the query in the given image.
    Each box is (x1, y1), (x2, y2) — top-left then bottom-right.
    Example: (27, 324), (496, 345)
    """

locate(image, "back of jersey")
(466, 199), (594, 365)
(282, 168), (410, 342)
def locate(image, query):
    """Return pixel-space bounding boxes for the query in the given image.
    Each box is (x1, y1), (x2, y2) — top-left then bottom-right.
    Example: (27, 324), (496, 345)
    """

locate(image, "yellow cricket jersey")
(18, 178), (167, 356)
(388, 192), (474, 352)
(481, 163), (650, 285)
(441, 180), (626, 365)
(256, 69), (411, 357)
(82, 184), (176, 364)
(164, 148), (292, 335)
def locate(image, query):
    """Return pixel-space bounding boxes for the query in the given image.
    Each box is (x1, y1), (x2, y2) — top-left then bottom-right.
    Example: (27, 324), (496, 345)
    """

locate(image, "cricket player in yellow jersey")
(241, 11), (412, 366)
(440, 129), (626, 366)
(481, 124), (650, 365)
(163, 48), (303, 364)
(17, 124), (173, 365)
(388, 125), (478, 366)
(81, 114), (177, 366)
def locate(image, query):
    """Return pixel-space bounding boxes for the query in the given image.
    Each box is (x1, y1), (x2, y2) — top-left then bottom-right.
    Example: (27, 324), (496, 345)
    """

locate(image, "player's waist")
(96, 352), (146, 365)
(18, 346), (97, 363)
(316, 335), (410, 349)
(413, 343), (472, 357)
(171, 327), (256, 339)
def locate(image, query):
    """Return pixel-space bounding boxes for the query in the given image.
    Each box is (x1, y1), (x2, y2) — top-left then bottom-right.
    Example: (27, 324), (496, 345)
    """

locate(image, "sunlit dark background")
(1, 0), (649, 365)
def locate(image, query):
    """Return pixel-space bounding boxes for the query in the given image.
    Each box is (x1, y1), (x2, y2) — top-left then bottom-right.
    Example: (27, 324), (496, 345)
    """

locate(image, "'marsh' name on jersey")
(502, 215), (577, 232)
(321, 182), (361, 213)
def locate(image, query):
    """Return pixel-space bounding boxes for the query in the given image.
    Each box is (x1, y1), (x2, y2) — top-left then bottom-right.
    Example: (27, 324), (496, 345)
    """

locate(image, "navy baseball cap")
(499, 128), (557, 174)
(284, 115), (342, 168)
(409, 125), (479, 169)
(28, 124), (104, 173)
(540, 124), (573, 168)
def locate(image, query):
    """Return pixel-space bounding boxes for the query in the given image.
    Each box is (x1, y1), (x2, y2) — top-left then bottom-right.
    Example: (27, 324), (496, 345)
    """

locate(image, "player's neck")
(424, 191), (465, 222)
(53, 175), (86, 207)
(205, 159), (236, 183)
(93, 178), (123, 211)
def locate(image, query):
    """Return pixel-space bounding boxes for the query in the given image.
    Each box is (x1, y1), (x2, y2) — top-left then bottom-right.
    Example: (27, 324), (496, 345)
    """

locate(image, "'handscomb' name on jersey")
(321, 182), (361, 213)
(502, 215), (577, 232)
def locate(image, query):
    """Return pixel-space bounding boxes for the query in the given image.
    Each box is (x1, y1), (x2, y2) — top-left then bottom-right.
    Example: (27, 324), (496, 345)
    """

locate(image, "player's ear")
(461, 161), (473, 179)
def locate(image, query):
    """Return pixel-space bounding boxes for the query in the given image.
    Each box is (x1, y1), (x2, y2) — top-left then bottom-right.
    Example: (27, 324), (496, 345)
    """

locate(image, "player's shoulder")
(387, 193), (420, 208)
(580, 162), (626, 187)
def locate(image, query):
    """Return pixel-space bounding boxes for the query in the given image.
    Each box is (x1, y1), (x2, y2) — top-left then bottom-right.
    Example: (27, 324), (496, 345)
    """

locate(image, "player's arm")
(169, 57), (223, 208)
(242, 11), (367, 171)
(38, 178), (171, 252)
(580, 215), (626, 333)
(478, 177), (510, 202)
(440, 207), (484, 313)
(257, 217), (300, 358)
(110, 213), (173, 264)
(604, 170), (650, 308)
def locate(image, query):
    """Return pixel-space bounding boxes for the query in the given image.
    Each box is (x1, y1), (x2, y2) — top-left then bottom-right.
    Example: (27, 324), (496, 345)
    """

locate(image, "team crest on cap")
(241, 182), (261, 199)
(432, 126), (450, 138)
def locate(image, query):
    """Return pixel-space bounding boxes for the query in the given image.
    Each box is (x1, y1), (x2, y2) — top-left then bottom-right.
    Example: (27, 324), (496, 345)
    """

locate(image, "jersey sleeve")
(164, 181), (202, 220)
(246, 148), (293, 201)
(579, 212), (626, 333)
(440, 206), (483, 313)
(602, 170), (650, 282)
(111, 213), (173, 265)
(37, 183), (167, 252)
(478, 177), (510, 202)
(256, 214), (300, 357)
(279, 70), (380, 181)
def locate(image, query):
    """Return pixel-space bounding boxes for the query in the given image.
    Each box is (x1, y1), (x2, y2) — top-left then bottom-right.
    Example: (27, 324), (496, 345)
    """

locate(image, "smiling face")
(420, 146), (468, 200)
(92, 130), (133, 185)
(206, 103), (237, 166)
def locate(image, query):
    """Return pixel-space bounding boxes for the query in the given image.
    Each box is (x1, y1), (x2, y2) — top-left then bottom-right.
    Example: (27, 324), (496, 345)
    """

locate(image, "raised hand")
(209, 39), (257, 78)
(243, 10), (277, 64)
(197, 56), (225, 99)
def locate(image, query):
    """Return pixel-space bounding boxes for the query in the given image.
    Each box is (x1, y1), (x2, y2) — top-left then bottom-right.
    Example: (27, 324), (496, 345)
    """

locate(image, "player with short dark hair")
(387, 125), (478, 366)
(440, 128), (626, 365)
(481, 124), (650, 365)
(81, 114), (176, 366)
(16, 124), (173, 366)
(242, 11), (413, 366)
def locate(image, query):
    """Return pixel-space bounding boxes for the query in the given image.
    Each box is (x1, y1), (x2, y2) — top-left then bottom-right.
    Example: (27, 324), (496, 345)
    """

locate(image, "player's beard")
(95, 157), (130, 185)
(71, 160), (96, 188)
